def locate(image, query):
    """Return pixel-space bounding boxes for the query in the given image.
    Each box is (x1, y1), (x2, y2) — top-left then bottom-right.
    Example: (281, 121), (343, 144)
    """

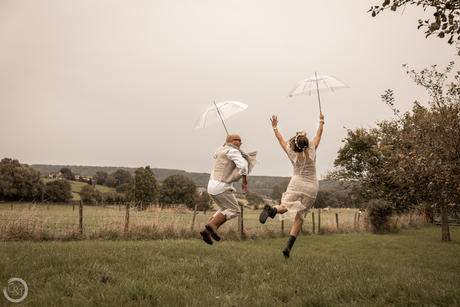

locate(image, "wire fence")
(0, 201), (373, 241)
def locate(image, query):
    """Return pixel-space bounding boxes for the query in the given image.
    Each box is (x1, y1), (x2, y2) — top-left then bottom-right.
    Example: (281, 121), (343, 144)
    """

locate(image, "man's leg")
(199, 207), (218, 245)
(205, 212), (227, 241)
(205, 191), (239, 241)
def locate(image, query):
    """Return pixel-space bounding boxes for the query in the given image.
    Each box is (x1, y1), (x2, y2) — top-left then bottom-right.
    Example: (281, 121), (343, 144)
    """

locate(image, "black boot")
(283, 235), (296, 258)
(259, 204), (277, 224)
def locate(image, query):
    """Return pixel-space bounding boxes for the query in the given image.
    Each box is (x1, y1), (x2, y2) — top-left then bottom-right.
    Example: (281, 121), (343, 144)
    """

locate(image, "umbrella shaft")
(214, 101), (229, 135)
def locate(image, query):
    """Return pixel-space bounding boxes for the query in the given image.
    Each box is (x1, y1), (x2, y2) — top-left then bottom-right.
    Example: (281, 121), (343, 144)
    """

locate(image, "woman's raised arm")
(271, 115), (288, 154)
(313, 113), (325, 149)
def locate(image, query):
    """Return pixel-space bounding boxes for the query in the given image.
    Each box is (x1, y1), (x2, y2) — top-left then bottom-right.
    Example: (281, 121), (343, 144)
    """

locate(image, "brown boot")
(199, 228), (213, 245)
(205, 213), (227, 241)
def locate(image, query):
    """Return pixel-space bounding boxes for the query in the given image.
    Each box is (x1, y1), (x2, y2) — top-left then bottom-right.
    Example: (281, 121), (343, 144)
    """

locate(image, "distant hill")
(31, 164), (344, 197)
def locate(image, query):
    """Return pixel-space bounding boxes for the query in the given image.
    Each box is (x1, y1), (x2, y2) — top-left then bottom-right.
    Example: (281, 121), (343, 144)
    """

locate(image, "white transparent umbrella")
(288, 72), (349, 113)
(193, 101), (249, 135)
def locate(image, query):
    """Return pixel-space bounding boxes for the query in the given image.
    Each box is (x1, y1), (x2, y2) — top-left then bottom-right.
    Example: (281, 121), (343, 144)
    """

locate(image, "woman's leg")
(274, 204), (287, 214)
(283, 213), (303, 258)
(290, 213), (304, 237)
(260, 203), (287, 224)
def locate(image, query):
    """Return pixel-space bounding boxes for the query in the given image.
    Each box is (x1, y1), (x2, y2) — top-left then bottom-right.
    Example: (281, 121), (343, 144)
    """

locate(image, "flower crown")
(294, 132), (308, 151)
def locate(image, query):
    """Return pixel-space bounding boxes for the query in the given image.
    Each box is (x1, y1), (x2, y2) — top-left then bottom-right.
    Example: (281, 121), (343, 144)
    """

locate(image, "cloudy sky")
(0, 0), (456, 179)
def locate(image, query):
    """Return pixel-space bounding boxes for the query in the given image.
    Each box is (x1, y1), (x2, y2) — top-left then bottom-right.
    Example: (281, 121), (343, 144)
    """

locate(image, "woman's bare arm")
(271, 115), (288, 154)
(313, 113), (324, 149)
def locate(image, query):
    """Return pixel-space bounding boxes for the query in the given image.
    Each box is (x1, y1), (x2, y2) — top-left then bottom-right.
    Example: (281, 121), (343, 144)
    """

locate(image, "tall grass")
(0, 203), (431, 242)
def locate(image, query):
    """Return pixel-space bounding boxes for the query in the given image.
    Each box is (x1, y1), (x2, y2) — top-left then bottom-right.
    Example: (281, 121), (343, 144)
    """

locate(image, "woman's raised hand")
(319, 113), (325, 121)
(270, 115), (278, 128)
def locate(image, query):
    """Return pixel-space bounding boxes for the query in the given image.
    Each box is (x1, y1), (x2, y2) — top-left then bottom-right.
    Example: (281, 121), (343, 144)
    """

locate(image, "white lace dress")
(279, 140), (318, 222)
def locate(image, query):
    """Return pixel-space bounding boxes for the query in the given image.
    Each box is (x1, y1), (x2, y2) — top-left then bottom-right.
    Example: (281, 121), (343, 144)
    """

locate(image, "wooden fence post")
(125, 203), (130, 232)
(118, 203), (121, 211)
(238, 204), (245, 238)
(79, 200), (83, 235)
(354, 212), (357, 228)
(336, 213), (339, 229)
(191, 205), (197, 231)
(281, 220), (284, 234)
(312, 212), (315, 234)
(10, 203), (13, 211)
(73, 202), (75, 211)
(318, 208), (321, 234)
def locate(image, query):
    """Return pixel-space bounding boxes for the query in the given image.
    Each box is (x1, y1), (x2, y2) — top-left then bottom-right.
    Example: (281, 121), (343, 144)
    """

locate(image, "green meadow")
(0, 203), (367, 241)
(1, 226), (459, 306)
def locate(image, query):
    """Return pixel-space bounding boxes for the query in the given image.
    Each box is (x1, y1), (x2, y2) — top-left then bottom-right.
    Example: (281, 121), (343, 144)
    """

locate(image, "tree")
(271, 180), (290, 204)
(193, 191), (213, 213)
(93, 171), (108, 185)
(369, 0), (460, 54)
(116, 183), (130, 194)
(111, 169), (132, 187)
(103, 191), (126, 203)
(327, 63), (460, 241)
(315, 190), (348, 209)
(44, 180), (72, 202)
(80, 185), (102, 203)
(104, 175), (117, 188)
(159, 174), (198, 208)
(126, 166), (158, 204)
(0, 158), (44, 201)
(59, 167), (75, 181)
(246, 192), (265, 209)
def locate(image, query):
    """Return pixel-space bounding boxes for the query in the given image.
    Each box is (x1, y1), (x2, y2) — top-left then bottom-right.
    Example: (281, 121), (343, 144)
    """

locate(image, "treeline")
(4, 158), (352, 209)
(2, 159), (214, 212)
(30, 164), (342, 197)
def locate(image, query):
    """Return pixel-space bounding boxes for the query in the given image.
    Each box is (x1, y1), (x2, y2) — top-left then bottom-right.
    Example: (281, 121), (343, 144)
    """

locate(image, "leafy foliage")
(126, 166), (158, 204)
(245, 192), (265, 209)
(102, 191), (126, 203)
(110, 169), (132, 187)
(327, 63), (460, 240)
(159, 174), (198, 208)
(104, 175), (117, 188)
(31, 165), (339, 197)
(369, 0), (460, 55)
(315, 190), (349, 209)
(79, 185), (102, 203)
(271, 180), (290, 203)
(44, 180), (72, 202)
(59, 167), (75, 181)
(93, 171), (108, 185)
(367, 199), (395, 234)
(0, 158), (44, 201)
(193, 191), (213, 213)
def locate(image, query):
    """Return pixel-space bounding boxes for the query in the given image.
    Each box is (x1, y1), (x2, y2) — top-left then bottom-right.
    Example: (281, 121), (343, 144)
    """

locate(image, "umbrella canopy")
(193, 101), (249, 134)
(288, 73), (349, 113)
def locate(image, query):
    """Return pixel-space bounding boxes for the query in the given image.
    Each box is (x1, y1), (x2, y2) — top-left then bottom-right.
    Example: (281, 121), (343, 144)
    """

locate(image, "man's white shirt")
(207, 148), (248, 195)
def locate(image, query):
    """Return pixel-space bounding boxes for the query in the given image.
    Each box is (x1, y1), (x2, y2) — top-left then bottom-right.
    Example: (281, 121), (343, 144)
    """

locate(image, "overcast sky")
(0, 0), (456, 179)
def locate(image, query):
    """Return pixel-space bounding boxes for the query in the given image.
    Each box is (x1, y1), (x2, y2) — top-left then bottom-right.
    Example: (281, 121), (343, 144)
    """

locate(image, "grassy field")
(0, 203), (370, 241)
(0, 226), (458, 306)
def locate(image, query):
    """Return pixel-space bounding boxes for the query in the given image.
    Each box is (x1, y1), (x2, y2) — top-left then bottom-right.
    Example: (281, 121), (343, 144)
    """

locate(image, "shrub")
(367, 199), (394, 234)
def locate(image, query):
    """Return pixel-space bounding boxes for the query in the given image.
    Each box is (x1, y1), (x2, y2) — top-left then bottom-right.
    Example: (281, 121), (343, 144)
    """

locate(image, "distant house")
(47, 172), (63, 179)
